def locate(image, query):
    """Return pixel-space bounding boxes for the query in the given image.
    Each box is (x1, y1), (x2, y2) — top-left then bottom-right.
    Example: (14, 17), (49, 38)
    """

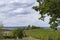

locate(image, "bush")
(3, 36), (15, 39)
(10, 28), (24, 39)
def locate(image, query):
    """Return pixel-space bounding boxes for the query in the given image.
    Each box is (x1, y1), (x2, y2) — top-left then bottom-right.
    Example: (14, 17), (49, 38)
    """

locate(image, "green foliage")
(11, 28), (24, 39)
(31, 25), (42, 29)
(0, 23), (4, 39)
(27, 25), (31, 29)
(25, 29), (60, 40)
(27, 25), (43, 29)
(33, 0), (60, 30)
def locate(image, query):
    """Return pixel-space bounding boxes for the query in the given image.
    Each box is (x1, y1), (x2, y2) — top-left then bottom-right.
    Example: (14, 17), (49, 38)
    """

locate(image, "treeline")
(27, 25), (43, 29)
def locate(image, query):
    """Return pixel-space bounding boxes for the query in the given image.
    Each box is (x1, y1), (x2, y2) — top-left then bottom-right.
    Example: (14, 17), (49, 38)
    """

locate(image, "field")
(2, 28), (60, 40)
(25, 29), (60, 40)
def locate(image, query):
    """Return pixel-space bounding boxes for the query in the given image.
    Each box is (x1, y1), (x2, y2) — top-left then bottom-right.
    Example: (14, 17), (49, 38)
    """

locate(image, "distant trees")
(27, 25), (31, 29)
(31, 25), (41, 29)
(27, 25), (42, 29)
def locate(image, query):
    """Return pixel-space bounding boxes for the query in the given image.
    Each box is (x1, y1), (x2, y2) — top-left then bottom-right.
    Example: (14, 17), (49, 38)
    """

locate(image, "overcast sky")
(0, 0), (50, 27)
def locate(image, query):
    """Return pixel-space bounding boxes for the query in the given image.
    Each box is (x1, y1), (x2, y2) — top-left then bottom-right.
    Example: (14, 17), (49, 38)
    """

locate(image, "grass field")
(25, 29), (60, 40)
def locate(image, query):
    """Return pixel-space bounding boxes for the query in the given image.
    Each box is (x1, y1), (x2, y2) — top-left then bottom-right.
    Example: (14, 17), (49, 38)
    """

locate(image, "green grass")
(25, 29), (60, 40)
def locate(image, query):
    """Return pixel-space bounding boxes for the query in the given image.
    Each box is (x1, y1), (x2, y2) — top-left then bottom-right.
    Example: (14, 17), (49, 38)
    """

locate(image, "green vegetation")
(1, 25), (60, 40)
(25, 28), (60, 40)
(0, 23), (4, 39)
(27, 25), (43, 29)
(33, 0), (60, 30)
(10, 28), (24, 39)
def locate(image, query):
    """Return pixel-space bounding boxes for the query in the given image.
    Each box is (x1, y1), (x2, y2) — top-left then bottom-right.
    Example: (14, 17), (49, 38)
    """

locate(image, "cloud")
(3, 11), (40, 26)
(0, 0), (50, 27)
(0, 13), (6, 21)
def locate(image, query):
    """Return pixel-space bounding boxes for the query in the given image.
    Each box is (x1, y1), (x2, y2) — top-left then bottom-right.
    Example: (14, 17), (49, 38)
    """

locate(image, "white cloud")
(0, 13), (6, 21)
(13, 8), (24, 13)
(3, 12), (40, 26)
(0, 0), (50, 27)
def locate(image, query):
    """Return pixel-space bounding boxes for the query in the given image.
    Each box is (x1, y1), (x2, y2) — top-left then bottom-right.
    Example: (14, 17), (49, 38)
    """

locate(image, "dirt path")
(22, 36), (40, 40)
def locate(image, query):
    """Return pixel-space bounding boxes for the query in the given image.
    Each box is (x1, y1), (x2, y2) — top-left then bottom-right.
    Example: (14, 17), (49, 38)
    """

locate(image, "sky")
(0, 0), (50, 27)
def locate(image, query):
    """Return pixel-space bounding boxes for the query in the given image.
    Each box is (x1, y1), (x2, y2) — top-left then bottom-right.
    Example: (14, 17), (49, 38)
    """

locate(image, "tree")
(27, 25), (31, 29)
(33, 0), (60, 30)
(30, 25), (41, 29)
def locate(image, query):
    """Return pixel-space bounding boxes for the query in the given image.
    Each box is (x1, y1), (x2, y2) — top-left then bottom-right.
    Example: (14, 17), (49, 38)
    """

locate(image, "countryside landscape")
(0, 25), (60, 40)
(0, 0), (60, 40)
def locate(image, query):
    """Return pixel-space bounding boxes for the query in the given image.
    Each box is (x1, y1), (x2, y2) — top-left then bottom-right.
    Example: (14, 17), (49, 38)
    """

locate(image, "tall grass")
(25, 29), (60, 40)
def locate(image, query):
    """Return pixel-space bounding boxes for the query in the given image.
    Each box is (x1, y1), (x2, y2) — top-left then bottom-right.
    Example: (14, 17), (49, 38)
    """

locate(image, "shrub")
(11, 28), (24, 39)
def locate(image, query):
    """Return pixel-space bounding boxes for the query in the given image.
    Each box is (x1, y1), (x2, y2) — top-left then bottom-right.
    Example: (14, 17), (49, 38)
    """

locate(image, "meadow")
(25, 28), (60, 40)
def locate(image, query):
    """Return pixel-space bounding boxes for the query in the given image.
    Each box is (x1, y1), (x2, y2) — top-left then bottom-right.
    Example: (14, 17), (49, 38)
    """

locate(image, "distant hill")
(2, 26), (27, 31)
